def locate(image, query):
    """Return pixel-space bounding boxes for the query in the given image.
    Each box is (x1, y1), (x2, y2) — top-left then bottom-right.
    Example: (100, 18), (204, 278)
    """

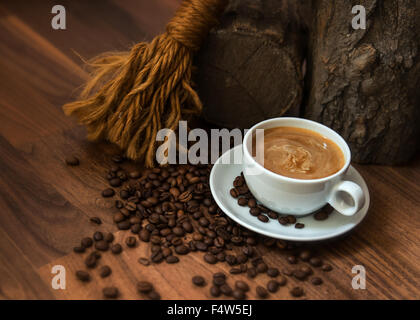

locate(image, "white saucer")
(210, 145), (370, 242)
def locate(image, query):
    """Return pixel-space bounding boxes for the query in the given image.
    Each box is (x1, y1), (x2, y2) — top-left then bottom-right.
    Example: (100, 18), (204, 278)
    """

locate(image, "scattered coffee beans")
(95, 240), (109, 251)
(210, 286), (221, 297)
(235, 281), (250, 292)
(192, 276), (206, 287)
(267, 280), (279, 293)
(90, 217), (102, 225)
(256, 286), (268, 299)
(103, 287), (119, 299)
(81, 237), (93, 248)
(232, 289), (246, 300)
(65, 156), (79, 166)
(70, 158), (336, 300)
(125, 236), (137, 247)
(290, 286), (304, 297)
(322, 264), (333, 272)
(99, 265), (112, 278)
(137, 281), (153, 293)
(311, 277), (323, 285)
(75, 270), (90, 282)
(110, 243), (123, 254)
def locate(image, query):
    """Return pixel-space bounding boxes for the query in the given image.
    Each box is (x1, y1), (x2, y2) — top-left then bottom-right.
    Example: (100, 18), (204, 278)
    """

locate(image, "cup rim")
(243, 117), (351, 184)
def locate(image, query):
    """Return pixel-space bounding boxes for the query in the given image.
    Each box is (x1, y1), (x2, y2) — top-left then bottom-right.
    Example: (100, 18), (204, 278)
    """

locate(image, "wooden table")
(0, 0), (419, 300)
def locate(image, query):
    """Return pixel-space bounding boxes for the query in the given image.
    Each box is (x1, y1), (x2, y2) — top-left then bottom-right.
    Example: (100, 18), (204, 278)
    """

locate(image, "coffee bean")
(213, 272), (226, 280)
(109, 178), (122, 187)
(90, 217), (102, 225)
(220, 284), (233, 296)
(256, 286), (268, 299)
(295, 223), (305, 229)
(233, 289), (246, 300)
(93, 231), (103, 241)
(322, 264), (333, 272)
(166, 256), (179, 264)
(267, 267), (279, 277)
(103, 287), (119, 299)
(311, 277), (323, 285)
(84, 255), (97, 268)
(75, 270), (90, 282)
(99, 265), (112, 278)
(162, 248), (172, 258)
(230, 188), (239, 198)
(278, 217), (289, 225)
(238, 198), (248, 206)
(256, 263), (268, 273)
(235, 281), (249, 292)
(249, 208), (260, 216)
(198, 217), (209, 227)
(233, 176), (244, 187)
(229, 267), (241, 274)
(247, 267), (257, 279)
(210, 286), (221, 297)
(258, 215), (269, 223)
(125, 236), (137, 247)
(247, 198), (256, 208)
(130, 223), (141, 234)
(147, 290), (161, 300)
(204, 253), (217, 264)
(282, 268), (293, 277)
(151, 251), (164, 263)
(104, 233), (114, 243)
(95, 240), (109, 251)
(286, 215), (297, 224)
(137, 281), (153, 293)
(293, 270), (307, 281)
(111, 155), (124, 163)
(73, 246), (85, 253)
(138, 257), (150, 266)
(102, 188), (115, 198)
(81, 237), (93, 248)
(314, 211), (329, 221)
(90, 251), (101, 259)
(65, 156), (79, 166)
(175, 245), (190, 255)
(111, 243), (123, 254)
(268, 211), (278, 219)
(290, 286), (304, 297)
(309, 257), (323, 267)
(300, 265), (312, 275)
(213, 276), (226, 287)
(267, 280), (279, 293)
(139, 229), (151, 242)
(299, 250), (312, 261)
(287, 255), (297, 264)
(172, 227), (184, 237)
(129, 170), (141, 179)
(192, 276), (206, 287)
(277, 276), (287, 286)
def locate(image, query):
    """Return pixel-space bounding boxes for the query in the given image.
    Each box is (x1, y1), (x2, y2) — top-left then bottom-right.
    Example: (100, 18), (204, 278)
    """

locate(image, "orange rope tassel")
(63, 0), (227, 167)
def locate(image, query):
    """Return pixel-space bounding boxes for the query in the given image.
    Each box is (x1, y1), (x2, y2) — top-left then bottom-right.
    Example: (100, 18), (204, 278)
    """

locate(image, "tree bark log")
(195, 0), (308, 128)
(305, 0), (420, 164)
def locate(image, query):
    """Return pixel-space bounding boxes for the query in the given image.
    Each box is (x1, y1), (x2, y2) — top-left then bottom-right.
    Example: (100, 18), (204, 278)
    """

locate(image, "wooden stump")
(304, 0), (420, 164)
(195, 0), (307, 128)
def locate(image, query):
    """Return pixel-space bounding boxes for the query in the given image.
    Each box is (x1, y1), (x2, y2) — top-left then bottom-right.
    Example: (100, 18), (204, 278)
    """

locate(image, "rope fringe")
(63, 0), (227, 167)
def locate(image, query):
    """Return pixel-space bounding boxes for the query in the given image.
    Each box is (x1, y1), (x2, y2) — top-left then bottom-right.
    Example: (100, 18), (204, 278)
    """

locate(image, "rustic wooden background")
(0, 0), (419, 300)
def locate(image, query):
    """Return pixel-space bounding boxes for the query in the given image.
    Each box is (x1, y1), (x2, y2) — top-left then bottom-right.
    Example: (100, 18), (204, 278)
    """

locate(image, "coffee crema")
(258, 126), (345, 180)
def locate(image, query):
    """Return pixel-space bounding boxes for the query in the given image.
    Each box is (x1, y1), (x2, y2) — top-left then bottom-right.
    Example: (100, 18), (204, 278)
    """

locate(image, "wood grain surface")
(0, 0), (419, 300)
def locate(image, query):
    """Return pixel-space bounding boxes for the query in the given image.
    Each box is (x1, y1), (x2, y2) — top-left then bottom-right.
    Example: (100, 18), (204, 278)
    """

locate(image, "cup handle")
(328, 181), (365, 216)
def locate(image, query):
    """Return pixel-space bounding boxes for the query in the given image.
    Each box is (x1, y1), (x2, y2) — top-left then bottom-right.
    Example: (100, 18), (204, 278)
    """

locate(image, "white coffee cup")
(242, 117), (365, 216)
